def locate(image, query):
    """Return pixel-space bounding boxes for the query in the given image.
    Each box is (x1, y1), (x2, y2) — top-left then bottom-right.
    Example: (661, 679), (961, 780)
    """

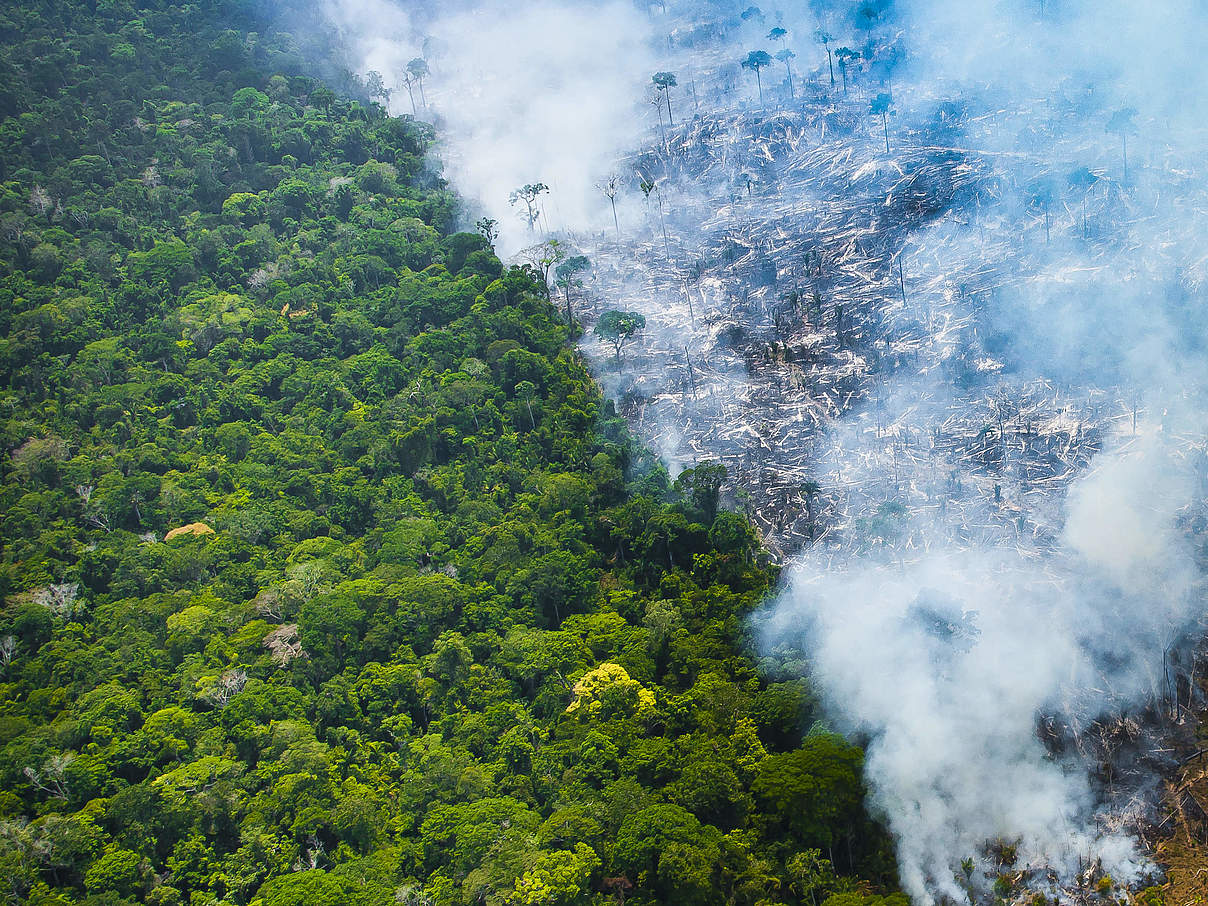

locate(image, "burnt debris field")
(554, 1), (1208, 900)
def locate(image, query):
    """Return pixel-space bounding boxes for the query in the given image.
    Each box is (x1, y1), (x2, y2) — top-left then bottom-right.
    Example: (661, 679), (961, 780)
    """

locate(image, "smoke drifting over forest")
(321, 0), (655, 251)
(322, 0), (1208, 900)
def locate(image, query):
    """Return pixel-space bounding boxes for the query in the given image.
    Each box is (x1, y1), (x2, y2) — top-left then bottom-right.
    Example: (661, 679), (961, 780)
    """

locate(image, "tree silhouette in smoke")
(816, 30), (835, 87)
(871, 91), (894, 152)
(475, 216), (499, 246)
(742, 50), (773, 108)
(509, 182), (549, 232)
(365, 70), (390, 107)
(1028, 178), (1056, 242)
(652, 71), (677, 127)
(598, 173), (621, 235)
(401, 71), (418, 114)
(767, 28), (792, 99)
(777, 48), (797, 100)
(835, 47), (858, 94)
(406, 57), (429, 108)
(1067, 166), (1099, 238)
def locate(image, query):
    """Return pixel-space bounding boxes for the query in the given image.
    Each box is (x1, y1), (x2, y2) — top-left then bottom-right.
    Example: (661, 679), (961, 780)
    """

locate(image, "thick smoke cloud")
(768, 432), (1200, 899)
(901, 0), (1207, 129)
(321, 0), (655, 252)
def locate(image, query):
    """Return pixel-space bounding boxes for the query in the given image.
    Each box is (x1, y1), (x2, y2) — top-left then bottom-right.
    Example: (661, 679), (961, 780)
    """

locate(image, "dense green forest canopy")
(0, 2), (899, 904)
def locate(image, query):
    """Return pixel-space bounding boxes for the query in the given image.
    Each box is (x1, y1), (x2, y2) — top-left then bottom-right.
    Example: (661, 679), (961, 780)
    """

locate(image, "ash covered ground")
(576, 41), (1201, 562)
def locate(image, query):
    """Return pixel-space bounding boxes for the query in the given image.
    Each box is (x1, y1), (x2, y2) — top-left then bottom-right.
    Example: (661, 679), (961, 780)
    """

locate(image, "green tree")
(752, 734), (865, 851)
(555, 254), (591, 324)
(84, 848), (146, 899)
(594, 310), (646, 367)
(510, 842), (601, 906)
(257, 870), (370, 906)
(614, 804), (723, 905)
(675, 461), (727, 523)
(788, 849), (837, 906)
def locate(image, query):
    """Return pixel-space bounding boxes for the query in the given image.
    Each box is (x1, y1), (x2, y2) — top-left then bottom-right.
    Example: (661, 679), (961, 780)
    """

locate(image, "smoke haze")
(322, 0), (655, 251)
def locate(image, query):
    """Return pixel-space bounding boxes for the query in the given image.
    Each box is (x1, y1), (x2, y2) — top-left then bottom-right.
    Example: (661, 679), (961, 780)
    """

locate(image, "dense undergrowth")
(0, 2), (899, 904)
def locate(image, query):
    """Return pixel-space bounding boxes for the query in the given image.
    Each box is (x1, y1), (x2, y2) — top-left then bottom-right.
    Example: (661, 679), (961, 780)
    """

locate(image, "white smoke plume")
(766, 429), (1201, 900)
(320, 0), (655, 252)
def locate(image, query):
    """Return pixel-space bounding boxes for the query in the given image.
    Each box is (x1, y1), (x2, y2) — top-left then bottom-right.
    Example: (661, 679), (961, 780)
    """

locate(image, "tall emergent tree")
(595, 310), (647, 366)
(520, 238), (564, 299)
(510, 182), (550, 232)
(402, 71), (418, 114)
(817, 29), (836, 87)
(365, 70), (390, 106)
(556, 254), (592, 324)
(777, 48), (797, 99)
(836, 46), (859, 94)
(652, 71), (678, 127)
(598, 173), (621, 235)
(650, 89), (669, 150)
(741, 50), (773, 108)
(407, 57), (429, 107)
(476, 216), (499, 245)
(870, 91), (894, 153)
